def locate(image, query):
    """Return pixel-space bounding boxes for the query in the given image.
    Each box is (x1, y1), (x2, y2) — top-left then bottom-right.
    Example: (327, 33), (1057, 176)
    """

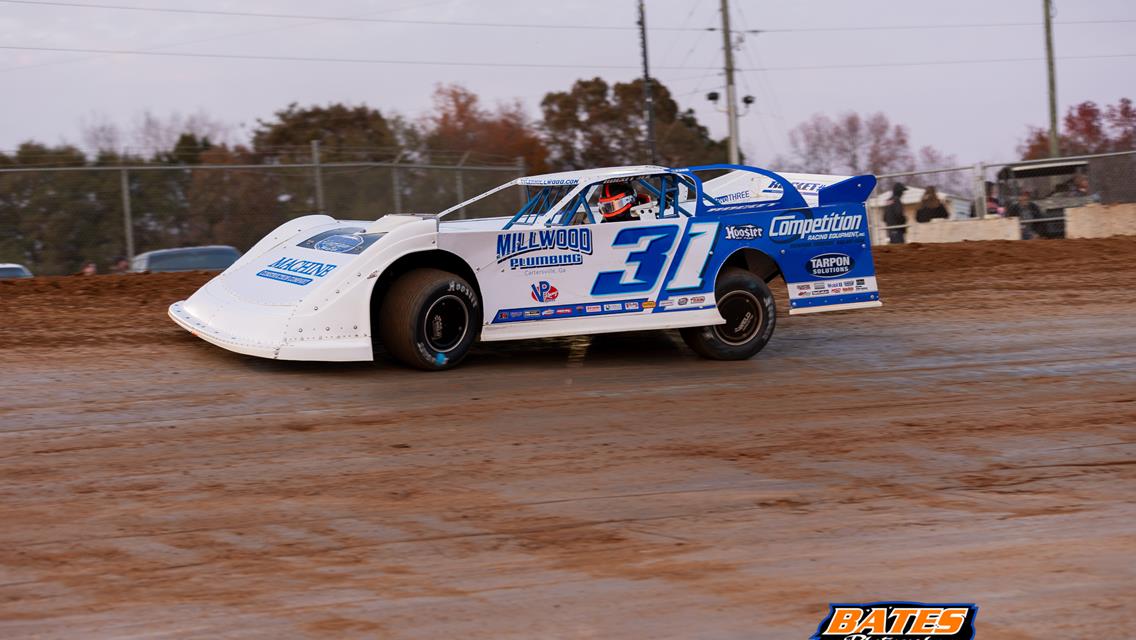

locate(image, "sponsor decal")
(806, 252), (855, 278)
(718, 189), (751, 203)
(643, 300), (656, 309)
(678, 297), (689, 306)
(724, 224), (763, 241)
(555, 308), (573, 315)
(541, 309), (554, 316)
(603, 303), (622, 311)
(510, 311), (524, 318)
(811, 602), (978, 640)
(762, 179), (825, 195)
(530, 280), (559, 302)
(498, 311), (508, 320)
(297, 228), (382, 254)
(519, 177), (577, 186)
(625, 301), (640, 311)
(691, 296), (706, 304)
(659, 299), (676, 308)
(497, 228), (593, 265)
(257, 256), (338, 286)
(769, 210), (864, 244)
(524, 310), (541, 318)
(585, 304), (602, 313)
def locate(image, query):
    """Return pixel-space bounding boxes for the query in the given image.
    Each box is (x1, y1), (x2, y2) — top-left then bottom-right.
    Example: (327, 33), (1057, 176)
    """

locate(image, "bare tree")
(781, 112), (914, 175)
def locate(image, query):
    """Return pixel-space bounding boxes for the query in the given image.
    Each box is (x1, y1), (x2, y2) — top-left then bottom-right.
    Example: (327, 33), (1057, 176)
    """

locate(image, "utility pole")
(1043, 0), (1059, 157)
(638, 0), (658, 164)
(719, 0), (740, 164)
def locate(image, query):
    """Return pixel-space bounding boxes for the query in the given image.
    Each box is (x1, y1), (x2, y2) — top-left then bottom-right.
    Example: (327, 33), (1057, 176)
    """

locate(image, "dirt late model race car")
(170, 163), (882, 370)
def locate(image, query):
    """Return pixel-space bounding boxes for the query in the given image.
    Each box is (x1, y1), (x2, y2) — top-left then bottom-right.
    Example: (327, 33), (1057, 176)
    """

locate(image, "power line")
(2, 44), (1133, 72)
(0, 0), (712, 32)
(0, 0), (452, 73)
(750, 18), (1136, 33)
(3, 0), (1132, 33)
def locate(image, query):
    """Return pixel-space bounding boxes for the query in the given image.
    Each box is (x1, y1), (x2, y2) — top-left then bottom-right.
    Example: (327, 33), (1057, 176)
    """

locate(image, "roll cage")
(434, 164), (812, 229)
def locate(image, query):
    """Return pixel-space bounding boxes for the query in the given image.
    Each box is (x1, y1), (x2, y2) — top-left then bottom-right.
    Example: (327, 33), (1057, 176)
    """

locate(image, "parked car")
(0, 263), (33, 279)
(132, 246), (241, 273)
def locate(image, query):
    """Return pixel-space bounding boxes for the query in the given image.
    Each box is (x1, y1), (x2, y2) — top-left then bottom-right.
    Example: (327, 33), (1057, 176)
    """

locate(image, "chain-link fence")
(868, 149), (1136, 246)
(0, 155), (524, 275)
(3, 148), (1134, 276)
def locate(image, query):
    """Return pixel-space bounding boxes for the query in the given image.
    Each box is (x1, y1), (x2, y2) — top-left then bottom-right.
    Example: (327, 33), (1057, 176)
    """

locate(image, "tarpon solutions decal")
(806, 252), (855, 278)
(496, 228), (592, 270)
(256, 256), (338, 286)
(769, 210), (864, 244)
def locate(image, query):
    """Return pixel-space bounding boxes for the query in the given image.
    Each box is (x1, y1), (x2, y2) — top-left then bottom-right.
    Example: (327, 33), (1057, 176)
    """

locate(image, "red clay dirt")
(1, 237), (1134, 638)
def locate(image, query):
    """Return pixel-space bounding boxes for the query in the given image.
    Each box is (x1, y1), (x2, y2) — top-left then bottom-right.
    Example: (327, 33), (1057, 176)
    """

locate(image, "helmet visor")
(597, 194), (635, 217)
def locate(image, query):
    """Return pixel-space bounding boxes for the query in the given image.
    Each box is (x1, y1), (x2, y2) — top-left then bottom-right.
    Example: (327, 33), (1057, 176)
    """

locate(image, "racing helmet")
(597, 183), (637, 219)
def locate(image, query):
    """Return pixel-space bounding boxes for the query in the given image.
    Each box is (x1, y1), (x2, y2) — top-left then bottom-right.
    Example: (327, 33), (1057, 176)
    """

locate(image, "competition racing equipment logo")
(811, 602), (978, 640)
(769, 210), (864, 244)
(530, 281), (559, 303)
(496, 228), (593, 270)
(806, 252), (855, 278)
(724, 224), (763, 240)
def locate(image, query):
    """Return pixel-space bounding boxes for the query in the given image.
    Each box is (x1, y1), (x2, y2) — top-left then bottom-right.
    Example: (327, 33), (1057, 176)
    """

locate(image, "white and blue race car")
(170, 164), (881, 370)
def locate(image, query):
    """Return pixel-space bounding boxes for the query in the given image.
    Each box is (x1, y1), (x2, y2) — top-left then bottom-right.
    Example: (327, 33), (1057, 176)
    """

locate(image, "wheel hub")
(422, 294), (469, 353)
(713, 290), (763, 346)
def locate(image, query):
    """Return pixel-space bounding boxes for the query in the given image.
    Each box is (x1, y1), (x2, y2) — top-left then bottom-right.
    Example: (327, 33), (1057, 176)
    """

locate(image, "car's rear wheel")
(379, 268), (481, 370)
(679, 267), (776, 360)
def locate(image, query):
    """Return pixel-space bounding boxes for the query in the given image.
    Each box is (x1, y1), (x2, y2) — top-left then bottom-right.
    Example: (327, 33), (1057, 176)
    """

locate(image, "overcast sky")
(1, 0), (1133, 166)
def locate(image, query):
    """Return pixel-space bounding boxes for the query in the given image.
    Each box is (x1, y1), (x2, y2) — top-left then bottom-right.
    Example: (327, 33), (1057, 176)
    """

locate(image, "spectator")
(915, 186), (950, 223)
(79, 262), (97, 276)
(110, 256), (130, 274)
(883, 183), (908, 244)
(985, 181), (1004, 217)
(1005, 190), (1043, 239)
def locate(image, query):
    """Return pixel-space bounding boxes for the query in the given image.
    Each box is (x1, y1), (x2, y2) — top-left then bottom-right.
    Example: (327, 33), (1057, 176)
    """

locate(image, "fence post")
(972, 162), (986, 219)
(456, 150), (470, 206)
(391, 150), (403, 214)
(120, 168), (135, 260)
(311, 140), (325, 212)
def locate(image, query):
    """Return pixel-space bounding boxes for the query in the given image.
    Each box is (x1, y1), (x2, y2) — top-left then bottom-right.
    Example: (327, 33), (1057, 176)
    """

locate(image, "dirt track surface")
(1, 237), (1134, 639)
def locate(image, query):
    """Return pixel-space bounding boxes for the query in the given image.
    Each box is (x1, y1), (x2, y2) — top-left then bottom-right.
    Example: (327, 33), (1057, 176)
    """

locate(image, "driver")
(597, 182), (648, 223)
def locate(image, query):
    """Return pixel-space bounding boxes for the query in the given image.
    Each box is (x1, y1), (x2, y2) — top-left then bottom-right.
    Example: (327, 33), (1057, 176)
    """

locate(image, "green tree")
(252, 103), (398, 162)
(540, 77), (727, 170)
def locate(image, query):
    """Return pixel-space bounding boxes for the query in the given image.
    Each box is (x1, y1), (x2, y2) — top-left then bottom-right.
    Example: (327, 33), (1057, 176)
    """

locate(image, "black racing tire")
(679, 267), (776, 361)
(379, 268), (481, 371)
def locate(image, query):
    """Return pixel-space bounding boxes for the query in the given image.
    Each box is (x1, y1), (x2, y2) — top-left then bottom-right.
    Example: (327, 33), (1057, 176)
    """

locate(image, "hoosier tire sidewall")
(680, 268), (776, 360)
(379, 269), (481, 371)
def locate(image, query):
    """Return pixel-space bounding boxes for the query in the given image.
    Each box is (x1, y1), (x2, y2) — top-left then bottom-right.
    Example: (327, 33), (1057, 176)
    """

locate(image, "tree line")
(2, 75), (1128, 275)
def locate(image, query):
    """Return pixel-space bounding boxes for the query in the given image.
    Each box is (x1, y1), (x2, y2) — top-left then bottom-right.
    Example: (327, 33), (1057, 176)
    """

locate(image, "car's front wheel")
(379, 268), (481, 370)
(679, 267), (776, 360)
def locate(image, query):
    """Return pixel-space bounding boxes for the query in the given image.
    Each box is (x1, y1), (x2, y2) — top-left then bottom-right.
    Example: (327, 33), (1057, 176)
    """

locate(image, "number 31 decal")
(590, 222), (719, 296)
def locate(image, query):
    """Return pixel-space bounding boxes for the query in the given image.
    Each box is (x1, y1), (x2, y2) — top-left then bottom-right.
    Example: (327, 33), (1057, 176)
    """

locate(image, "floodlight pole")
(1043, 0), (1060, 157)
(638, 0), (658, 164)
(719, 0), (740, 164)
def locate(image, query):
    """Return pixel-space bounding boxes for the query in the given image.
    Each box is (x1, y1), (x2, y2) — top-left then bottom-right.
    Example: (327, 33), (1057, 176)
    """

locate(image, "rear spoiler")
(700, 169), (874, 207)
(818, 175), (877, 206)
